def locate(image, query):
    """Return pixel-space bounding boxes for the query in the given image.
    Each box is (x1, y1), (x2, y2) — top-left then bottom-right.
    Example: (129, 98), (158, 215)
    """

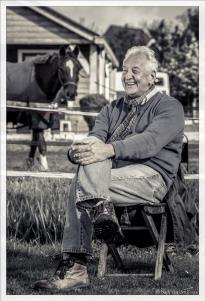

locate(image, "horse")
(7, 45), (82, 171)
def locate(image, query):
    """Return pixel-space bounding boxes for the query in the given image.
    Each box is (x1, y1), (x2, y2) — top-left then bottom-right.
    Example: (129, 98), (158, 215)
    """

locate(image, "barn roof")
(6, 6), (118, 67)
(37, 6), (99, 39)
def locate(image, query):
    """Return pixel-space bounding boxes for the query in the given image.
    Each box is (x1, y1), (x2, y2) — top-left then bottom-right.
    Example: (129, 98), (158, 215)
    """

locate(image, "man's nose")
(124, 70), (133, 79)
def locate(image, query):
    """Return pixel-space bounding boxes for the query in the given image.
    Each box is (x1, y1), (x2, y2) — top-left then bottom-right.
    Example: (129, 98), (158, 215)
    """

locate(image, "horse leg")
(26, 129), (38, 169)
(38, 130), (49, 171)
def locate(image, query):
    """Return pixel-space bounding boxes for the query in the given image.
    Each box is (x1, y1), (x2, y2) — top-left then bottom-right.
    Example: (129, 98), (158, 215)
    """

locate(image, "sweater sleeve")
(111, 98), (184, 160)
(88, 104), (111, 142)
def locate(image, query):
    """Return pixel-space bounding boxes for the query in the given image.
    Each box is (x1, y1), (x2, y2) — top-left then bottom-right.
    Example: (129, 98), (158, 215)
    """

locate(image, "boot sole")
(94, 214), (124, 243)
(34, 282), (90, 291)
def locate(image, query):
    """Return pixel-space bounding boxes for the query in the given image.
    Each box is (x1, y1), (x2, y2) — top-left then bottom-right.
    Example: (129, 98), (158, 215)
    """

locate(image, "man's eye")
(133, 70), (140, 74)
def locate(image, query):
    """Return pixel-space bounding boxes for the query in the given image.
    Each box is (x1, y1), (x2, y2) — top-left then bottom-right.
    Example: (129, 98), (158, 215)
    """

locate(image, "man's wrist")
(106, 143), (115, 158)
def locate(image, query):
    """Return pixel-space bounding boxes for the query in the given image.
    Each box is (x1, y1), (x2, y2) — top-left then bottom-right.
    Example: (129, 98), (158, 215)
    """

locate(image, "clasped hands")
(69, 139), (115, 165)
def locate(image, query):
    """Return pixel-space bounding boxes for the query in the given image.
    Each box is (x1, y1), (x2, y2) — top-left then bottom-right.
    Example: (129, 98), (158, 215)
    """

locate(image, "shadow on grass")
(6, 239), (199, 295)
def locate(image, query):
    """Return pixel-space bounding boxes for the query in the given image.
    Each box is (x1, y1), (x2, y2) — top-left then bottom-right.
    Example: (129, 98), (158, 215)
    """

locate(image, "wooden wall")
(6, 7), (88, 45)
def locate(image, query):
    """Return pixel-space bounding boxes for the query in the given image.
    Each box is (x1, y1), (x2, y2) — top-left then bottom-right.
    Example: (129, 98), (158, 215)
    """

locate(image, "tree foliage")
(148, 8), (199, 108)
(104, 9), (198, 109)
(104, 25), (149, 69)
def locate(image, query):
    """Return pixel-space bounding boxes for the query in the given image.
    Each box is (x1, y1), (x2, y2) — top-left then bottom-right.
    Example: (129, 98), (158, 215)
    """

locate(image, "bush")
(79, 94), (109, 130)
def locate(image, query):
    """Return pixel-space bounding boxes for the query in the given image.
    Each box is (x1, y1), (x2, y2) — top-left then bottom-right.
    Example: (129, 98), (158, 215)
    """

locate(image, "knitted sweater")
(89, 92), (185, 189)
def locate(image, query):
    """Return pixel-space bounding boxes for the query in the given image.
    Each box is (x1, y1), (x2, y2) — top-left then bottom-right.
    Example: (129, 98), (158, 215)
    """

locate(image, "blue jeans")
(62, 159), (167, 256)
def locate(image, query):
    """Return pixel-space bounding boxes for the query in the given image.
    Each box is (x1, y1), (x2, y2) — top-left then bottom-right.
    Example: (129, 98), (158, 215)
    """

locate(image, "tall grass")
(6, 176), (199, 245)
(7, 177), (69, 245)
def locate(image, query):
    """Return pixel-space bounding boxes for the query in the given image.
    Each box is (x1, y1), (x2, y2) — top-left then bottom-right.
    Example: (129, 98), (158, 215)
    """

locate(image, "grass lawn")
(5, 135), (199, 295)
(6, 141), (198, 173)
(6, 239), (199, 295)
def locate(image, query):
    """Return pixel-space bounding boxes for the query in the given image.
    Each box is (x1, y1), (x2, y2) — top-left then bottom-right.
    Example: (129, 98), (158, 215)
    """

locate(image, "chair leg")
(142, 210), (174, 276)
(97, 242), (125, 278)
(108, 244), (125, 271)
(163, 252), (174, 273)
(97, 242), (108, 278)
(154, 213), (167, 280)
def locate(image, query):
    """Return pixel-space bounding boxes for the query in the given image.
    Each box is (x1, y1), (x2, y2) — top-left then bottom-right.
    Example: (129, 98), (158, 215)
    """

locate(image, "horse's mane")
(31, 48), (81, 67)
(31, 53), (58, 65)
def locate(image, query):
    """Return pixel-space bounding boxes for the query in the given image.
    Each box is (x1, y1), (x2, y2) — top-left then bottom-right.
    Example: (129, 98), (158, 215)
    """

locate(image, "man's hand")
(68, 140), (115, 165)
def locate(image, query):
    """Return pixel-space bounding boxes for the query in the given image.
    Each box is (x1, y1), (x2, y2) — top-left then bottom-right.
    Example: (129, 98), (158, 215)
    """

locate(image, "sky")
(53, 5), (194, 34)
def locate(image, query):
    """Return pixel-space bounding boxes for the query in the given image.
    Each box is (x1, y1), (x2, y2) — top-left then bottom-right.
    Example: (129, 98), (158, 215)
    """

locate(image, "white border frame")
(1, 1), (205, 301)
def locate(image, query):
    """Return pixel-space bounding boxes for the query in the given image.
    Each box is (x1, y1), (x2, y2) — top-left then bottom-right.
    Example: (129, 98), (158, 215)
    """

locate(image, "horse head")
(57, 45), (82, 101)
(33, 46), (82, 103)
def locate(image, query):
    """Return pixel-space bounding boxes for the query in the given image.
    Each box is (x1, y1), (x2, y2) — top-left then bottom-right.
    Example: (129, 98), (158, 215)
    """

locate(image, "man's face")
(121, 53), (155, 98)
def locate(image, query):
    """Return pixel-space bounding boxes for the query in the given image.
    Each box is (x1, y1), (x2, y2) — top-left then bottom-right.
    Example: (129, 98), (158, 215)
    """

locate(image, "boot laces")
(103, 202), (114, 215)
(54, 258), (75, 280)
(91, 202), (115, 222)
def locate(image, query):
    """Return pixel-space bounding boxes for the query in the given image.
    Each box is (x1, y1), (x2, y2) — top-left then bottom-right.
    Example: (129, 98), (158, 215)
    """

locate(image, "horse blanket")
(7, 61), (59, 130)
(7, 61), (47, 102)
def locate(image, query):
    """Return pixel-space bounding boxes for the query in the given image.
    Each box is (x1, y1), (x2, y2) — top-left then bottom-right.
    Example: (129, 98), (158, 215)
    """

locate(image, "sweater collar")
(146, 86), (159, 102)
(124, 85), (158, 108)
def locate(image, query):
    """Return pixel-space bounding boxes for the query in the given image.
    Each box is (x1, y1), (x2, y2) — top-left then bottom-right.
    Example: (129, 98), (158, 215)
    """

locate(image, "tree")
(148, 8), (199, 111)
(104, 25), (149, 69)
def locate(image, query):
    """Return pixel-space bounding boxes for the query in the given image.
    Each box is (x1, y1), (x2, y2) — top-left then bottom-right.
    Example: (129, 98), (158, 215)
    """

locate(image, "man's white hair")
(123, 46), (158, 72)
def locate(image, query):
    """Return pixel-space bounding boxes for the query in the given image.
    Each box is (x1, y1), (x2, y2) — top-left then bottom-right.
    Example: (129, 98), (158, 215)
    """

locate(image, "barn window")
(60, 121), (71, 133)
(17, 49), (56, 62)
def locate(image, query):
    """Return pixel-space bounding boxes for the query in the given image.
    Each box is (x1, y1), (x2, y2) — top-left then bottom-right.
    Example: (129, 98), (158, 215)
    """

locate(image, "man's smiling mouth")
(126, 82), (136, 86)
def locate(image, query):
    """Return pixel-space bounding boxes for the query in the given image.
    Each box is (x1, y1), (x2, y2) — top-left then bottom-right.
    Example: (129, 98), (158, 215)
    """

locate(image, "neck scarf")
(107, 85), (155, 143)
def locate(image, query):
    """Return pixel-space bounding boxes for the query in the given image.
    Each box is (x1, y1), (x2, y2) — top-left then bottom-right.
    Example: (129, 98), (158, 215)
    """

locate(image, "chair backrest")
(181, 134), (189, 170)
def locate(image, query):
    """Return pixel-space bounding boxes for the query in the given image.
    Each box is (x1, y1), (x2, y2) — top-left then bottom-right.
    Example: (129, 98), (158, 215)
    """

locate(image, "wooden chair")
(97, 138), (189, 280)
(97, 202), (174, 280)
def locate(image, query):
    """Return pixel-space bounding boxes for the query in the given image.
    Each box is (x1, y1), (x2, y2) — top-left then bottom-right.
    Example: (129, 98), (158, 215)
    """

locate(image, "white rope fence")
(7, 104), (198, 120)
(6, 170), (199, 180)
(6, 102), (198, 181)
(7, 104), (98, 116)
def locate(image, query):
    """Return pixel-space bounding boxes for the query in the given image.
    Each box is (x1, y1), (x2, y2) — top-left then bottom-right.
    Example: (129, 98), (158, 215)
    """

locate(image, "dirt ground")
(6, 143), (77, 173)
(6, 141), (199, 173)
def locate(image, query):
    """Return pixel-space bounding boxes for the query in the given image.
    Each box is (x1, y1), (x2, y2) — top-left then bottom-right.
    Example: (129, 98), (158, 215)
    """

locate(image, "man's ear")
(150, 70), (156, 85)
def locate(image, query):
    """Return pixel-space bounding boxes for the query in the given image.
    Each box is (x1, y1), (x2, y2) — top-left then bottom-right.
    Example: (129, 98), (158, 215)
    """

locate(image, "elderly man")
(34, 46), (184, 291)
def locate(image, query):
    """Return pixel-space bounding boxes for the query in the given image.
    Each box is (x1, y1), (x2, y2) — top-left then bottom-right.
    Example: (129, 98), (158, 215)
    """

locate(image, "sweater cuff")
(67, 148), (78, 164)
(110, 141), (122, 160)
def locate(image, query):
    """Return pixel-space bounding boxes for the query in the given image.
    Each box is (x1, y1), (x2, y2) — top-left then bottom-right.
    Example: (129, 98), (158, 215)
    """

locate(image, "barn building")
(6, 6), (119, 135)
(7, 6), (118, 101)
